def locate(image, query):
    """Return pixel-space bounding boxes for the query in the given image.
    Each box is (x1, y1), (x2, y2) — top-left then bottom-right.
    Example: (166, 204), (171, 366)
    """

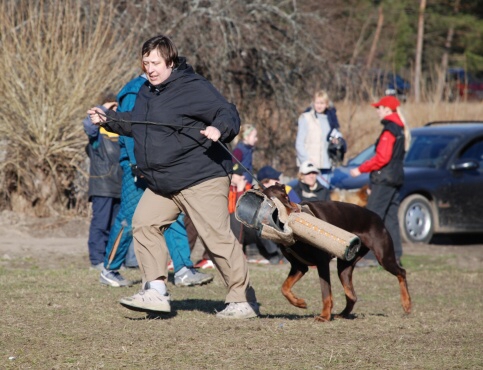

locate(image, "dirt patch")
(0, 211), (89, 269)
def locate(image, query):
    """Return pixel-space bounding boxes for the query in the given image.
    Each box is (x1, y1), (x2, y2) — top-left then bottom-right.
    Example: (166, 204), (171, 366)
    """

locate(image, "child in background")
(232, 124), (258, 184)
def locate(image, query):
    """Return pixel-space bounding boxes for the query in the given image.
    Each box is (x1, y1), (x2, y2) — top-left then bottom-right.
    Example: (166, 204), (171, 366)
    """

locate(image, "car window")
(459, 138), (483, 168)
(405, 134), (460, 167)
(347, 145), (375, 166)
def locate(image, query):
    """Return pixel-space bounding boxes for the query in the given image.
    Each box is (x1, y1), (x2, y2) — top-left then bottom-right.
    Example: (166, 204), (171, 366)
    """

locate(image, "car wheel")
(399, 194), (434, 244)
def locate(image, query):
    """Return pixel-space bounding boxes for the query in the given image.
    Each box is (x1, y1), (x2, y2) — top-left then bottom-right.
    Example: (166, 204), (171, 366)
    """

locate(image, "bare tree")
(435, 0), (460, 103)
(366, 5), (384, 70)
(0, 0), (138, 215)
(414, 0), (426, 102)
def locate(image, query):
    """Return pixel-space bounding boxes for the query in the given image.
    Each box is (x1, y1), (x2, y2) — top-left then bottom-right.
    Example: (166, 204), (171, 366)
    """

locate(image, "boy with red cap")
(350, 96), (410, 266)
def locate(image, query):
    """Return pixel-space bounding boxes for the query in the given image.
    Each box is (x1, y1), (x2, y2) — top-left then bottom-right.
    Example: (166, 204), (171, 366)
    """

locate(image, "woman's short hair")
(240, 124), (256, 140)
(313, 90), (330, 104)
(141, 35), (179, 71)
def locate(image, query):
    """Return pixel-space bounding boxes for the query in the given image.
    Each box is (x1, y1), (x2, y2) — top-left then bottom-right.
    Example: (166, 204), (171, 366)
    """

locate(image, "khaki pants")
(132, 176), (257, 303)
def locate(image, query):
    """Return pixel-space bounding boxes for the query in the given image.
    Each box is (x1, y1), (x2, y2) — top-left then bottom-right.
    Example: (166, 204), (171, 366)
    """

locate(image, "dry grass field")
(0, 213), (482, 369)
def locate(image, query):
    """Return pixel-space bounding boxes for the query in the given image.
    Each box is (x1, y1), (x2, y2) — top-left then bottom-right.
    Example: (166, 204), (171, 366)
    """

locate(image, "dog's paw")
(314, 315), (330, 322)
(294, 298), (307, 309)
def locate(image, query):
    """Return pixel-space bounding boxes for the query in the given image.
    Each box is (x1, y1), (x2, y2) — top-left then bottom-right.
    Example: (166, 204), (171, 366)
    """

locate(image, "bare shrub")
(0, 0), (138, 216)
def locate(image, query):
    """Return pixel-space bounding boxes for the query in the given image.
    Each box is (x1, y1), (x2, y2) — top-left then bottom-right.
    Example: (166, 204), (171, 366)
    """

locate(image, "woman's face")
(301, 172), (318, 187)
(313, 97), (328, 114)
(244, 129), (258, 146)
(376, 106), (393, 119)
(142, 49), (173, 85)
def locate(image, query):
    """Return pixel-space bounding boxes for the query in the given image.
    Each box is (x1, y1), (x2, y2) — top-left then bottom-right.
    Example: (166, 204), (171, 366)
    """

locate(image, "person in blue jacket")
(99, 75), (213, 288)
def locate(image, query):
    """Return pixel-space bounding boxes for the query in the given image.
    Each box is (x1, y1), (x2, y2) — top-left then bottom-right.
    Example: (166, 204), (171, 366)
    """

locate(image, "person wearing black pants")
(350, 95), (410, 266)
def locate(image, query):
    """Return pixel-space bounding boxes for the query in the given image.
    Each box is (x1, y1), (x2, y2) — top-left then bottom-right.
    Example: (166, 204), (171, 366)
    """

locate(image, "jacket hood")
(148, 57), (193, 92)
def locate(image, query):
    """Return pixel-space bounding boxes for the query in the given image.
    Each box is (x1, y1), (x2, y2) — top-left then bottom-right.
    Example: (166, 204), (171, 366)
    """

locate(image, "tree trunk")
(435, 27), (454, 103)
(366, 5), (384, 70)
(414, 0), (426, 102)
(435, 0), (460, 103)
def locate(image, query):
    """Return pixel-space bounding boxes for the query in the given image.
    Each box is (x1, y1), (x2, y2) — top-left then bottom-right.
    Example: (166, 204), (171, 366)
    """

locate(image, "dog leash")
(92, 111), (264, 189)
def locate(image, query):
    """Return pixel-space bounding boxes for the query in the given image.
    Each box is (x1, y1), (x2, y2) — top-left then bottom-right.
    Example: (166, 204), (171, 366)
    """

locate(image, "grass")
(0, 256), (482, 369)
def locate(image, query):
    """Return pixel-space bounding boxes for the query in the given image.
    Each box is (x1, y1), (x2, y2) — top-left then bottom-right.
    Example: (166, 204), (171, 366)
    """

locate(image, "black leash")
(93, 111), (264, 189)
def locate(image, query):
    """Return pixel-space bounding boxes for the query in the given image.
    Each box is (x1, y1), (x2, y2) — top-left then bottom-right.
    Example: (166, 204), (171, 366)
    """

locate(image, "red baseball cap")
(371, 96), (400, 111)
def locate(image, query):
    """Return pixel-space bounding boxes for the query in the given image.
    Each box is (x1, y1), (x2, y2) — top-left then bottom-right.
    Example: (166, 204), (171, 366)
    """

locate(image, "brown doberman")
(262, 183), (411, 322)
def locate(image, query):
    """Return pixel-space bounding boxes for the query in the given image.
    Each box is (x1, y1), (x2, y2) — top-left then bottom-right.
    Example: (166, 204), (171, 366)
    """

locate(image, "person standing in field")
(295, 90), (346, 187)
(350, 95), (410, 266)
(83, 94), (121, 271)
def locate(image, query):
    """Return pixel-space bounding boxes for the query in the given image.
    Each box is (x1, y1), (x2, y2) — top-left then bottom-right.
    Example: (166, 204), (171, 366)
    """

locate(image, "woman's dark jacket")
(102, 58), (240, 196)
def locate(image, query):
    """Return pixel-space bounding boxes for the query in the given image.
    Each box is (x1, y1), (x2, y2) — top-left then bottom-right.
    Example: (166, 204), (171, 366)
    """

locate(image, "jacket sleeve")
(102, 111), (133, 137)
(295, 115), (309, 164)
(358, 131), (395, 173)
(286, 185), (301, 204)
(182, 78), (240, 143)
(83, 105), (105, 140)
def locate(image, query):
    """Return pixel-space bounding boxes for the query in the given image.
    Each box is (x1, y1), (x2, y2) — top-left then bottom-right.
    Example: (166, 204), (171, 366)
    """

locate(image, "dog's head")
(262, 183), (299, 214)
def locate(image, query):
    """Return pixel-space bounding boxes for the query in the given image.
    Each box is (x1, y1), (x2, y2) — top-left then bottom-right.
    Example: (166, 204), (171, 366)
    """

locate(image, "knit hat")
(256, 166), (281, 182)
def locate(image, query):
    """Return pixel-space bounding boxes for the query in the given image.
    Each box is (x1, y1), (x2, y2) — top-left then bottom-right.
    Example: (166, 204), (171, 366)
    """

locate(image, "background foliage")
(1, 0), (483, 215)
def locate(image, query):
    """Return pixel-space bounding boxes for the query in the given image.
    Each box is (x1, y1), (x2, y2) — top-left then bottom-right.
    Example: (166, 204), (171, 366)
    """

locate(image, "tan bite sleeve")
(261, 198), (360, 261)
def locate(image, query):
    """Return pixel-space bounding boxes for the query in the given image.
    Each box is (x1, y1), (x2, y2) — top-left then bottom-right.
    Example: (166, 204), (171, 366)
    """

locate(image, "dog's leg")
(281, 268), (308, 309)
(397, 273), (412, 314)
(334, 259), (358, 319)
(372, 240), (412, 314)
(316, 258), (333, 322)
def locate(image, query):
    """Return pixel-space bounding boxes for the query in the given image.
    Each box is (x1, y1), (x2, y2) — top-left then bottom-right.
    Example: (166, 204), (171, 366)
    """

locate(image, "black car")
(330, 121), (483, 243)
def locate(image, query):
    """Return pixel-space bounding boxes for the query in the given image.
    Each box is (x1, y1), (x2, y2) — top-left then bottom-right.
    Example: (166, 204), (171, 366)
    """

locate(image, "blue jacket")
(116, 75), (148, 168)
(232, 141), (254, 183)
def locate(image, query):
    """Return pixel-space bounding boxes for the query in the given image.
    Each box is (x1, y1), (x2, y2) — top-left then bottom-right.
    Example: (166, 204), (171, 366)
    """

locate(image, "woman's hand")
(87, 107), (106, 125)
(200, 126), (221, 142)
(350, 168), (361, 177)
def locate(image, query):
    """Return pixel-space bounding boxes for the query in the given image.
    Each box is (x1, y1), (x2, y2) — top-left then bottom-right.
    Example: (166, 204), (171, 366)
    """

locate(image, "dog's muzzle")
(235, 189), (360, 261)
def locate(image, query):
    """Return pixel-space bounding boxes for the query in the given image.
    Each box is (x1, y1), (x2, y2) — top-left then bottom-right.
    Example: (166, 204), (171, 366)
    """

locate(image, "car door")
(439, 137), (483, 230)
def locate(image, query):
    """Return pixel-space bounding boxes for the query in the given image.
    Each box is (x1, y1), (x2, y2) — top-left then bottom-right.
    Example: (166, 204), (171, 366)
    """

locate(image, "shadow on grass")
(123, 298), (224, 320)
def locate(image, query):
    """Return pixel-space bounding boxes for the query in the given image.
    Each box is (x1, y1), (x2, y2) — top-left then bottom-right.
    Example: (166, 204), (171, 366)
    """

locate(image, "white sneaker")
(174, 268), (214, 287)
(119, 287), (171, 313)
(216, 301), (260, 319)
(100, 270), (133, 287)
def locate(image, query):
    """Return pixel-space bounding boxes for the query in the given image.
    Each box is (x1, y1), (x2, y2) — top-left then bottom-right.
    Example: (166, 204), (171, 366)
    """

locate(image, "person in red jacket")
(350, 96), (410, 266)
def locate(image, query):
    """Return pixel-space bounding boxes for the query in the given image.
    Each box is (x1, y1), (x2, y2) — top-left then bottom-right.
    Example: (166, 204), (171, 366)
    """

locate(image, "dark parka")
(83, 106), (122, 200)
(102, 58), (240, 196)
